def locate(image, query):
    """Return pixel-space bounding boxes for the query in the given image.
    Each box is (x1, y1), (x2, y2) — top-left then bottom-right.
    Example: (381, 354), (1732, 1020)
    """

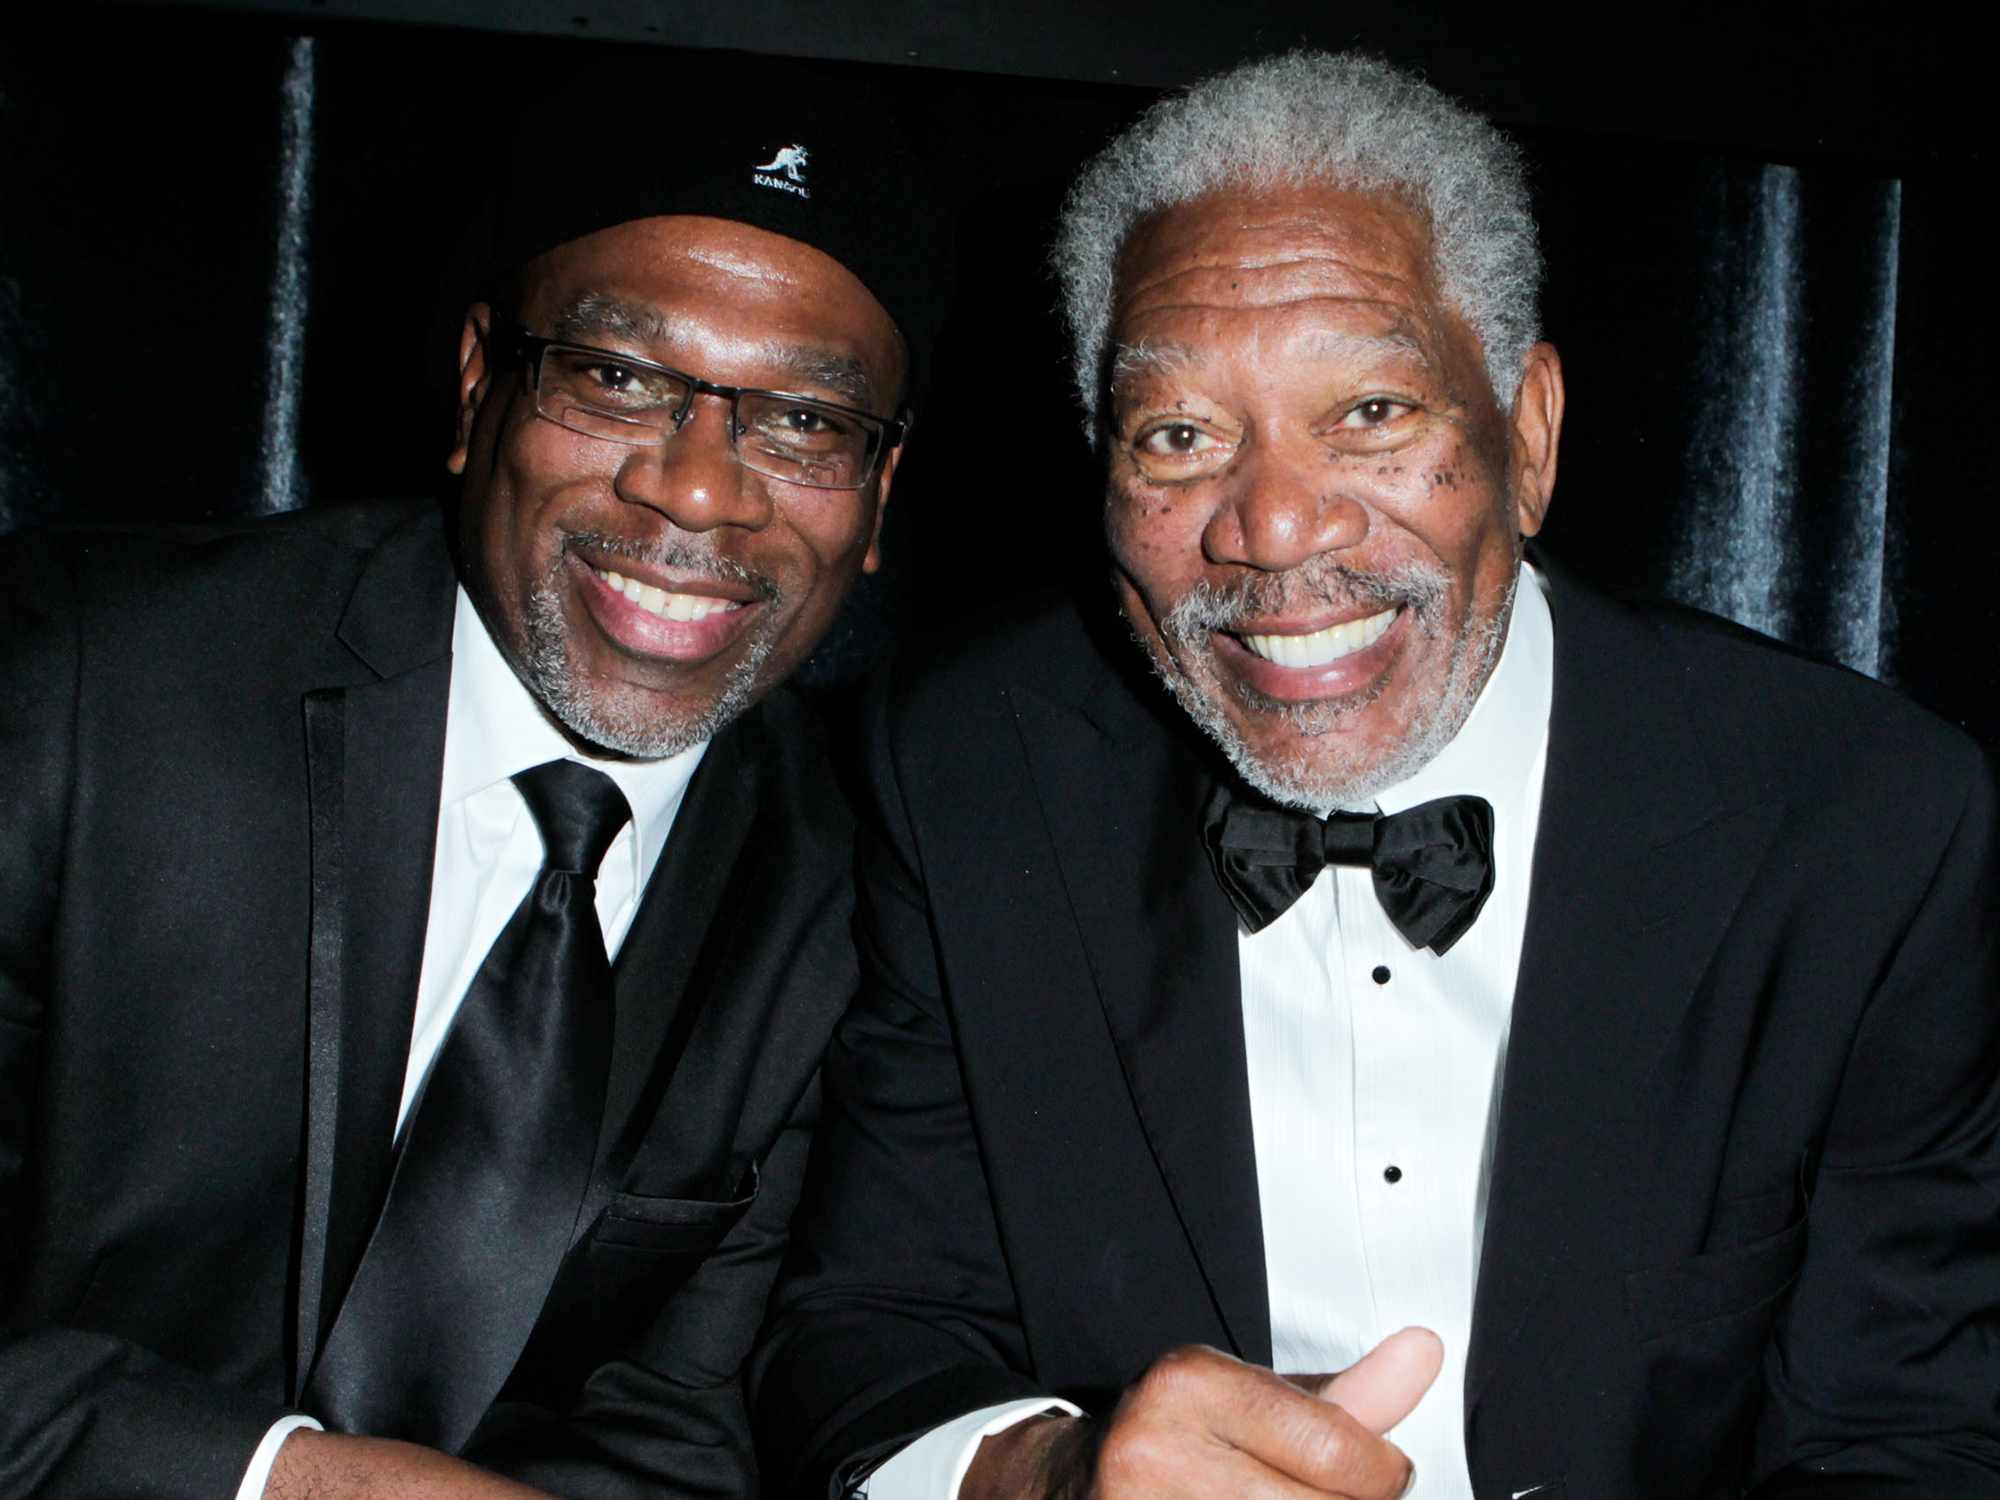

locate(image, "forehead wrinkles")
(1111, 188), (1450, 370)
(1119, 248), (1431, 321)
(1112, 325), (1430, 388)
(1110, 251), (1450, 397)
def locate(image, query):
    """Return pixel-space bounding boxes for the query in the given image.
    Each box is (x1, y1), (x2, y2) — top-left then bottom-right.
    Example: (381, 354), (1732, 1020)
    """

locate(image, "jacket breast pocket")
(504, 1168), (760, 1403)
(1618, 1216), (1807, 1497)
(1624, 1214), (1807, 1345)
(591, 1171), (760, 1257)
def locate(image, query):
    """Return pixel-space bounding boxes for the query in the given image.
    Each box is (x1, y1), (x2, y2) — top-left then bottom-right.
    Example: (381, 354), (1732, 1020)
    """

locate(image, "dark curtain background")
(3, 7), (1992, 745)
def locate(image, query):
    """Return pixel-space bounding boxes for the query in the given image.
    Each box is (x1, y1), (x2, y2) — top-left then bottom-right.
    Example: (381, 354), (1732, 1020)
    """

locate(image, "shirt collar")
(1370, 561), (1554, 817)
(442, 587), (709, 883)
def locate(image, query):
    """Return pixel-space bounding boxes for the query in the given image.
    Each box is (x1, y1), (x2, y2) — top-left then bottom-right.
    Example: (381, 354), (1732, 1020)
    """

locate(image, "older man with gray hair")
(753, 51), (2000, 1500)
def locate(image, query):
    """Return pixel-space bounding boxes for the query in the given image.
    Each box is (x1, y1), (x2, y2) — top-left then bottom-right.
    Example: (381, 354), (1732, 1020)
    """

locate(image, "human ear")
(445, 304), (495, 477)
(1509, 342), (1565, 537)
(860, 437), (904, 574)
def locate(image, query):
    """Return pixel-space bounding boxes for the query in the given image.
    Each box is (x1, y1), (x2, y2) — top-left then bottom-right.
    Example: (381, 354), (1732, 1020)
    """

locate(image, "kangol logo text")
(751, 144), (811, 198)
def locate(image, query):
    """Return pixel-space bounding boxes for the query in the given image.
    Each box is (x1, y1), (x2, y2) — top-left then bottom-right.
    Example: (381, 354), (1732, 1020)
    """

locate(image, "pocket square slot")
(1624, 1215), (1806, 1344)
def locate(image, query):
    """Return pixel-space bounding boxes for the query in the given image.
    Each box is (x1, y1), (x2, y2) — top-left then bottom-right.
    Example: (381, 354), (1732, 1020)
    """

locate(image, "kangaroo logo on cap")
(752, 144), (811, 199)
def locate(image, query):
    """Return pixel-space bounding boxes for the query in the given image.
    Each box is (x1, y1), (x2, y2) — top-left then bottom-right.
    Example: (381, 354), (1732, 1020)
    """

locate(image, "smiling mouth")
(593, 566), (748, 623)
(1237, 606), (1398, 668)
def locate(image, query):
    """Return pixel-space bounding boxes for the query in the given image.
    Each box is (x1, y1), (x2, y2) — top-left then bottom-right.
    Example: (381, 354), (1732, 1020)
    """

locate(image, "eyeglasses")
(503, 326), (906, 491)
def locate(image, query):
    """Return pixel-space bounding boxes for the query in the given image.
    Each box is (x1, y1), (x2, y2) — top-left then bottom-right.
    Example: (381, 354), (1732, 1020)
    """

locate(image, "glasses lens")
(536, 345), (688, 444)
(736, 393), (879, 489)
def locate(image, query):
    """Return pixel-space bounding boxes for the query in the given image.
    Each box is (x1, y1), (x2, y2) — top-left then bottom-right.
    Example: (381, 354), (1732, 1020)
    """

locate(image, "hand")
(963, 1327), (1443, 1500)
(265, 1429), (558, 1500)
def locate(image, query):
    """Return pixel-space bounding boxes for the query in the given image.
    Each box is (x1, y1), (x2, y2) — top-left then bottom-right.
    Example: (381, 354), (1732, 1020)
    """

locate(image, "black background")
(2, 4), (1990, 739)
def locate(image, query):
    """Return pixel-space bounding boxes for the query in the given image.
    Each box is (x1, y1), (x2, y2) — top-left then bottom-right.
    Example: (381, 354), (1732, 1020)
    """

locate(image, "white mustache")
(1161, 558), (1448, 644)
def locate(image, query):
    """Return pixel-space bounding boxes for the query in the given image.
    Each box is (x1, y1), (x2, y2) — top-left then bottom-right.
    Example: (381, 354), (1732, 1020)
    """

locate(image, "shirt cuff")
(860, 1397), (1083, 1498)
(234, 1413), (324, 1500)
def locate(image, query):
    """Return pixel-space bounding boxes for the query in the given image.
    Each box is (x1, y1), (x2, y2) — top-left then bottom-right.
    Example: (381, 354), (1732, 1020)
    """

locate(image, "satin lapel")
(1465, 569), (1772, 1409)
(590, 709), (760, 1199)
(296, 513), (456, 1377)
(296, 688), (345, 1399)
(1012, 658), (1273, 1366)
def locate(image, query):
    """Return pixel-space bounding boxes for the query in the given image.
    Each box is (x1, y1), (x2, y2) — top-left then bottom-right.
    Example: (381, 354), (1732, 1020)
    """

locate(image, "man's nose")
(610, 396), (774, 533)
(1202, 437), (1368, 571)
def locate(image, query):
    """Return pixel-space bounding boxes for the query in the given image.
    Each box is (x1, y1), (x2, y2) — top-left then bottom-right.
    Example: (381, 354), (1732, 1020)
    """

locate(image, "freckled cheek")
(1108, 571), (1177, 663)
(1342, 462), (1432, 516)
(1107, 490), (1204, 588)
(1102, 539), (1175, 644)
(1102, 484), (1148, 559)
(1352, 441), (1510, 557)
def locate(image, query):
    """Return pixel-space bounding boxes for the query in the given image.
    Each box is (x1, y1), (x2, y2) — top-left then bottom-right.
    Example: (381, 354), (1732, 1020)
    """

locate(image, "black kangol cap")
(473, 49), (954, 412)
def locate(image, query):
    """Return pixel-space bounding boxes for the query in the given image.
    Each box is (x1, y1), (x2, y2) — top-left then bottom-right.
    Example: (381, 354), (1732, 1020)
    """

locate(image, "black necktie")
(307, 759), (631, 1449)
(1202, 781), (1496, 955)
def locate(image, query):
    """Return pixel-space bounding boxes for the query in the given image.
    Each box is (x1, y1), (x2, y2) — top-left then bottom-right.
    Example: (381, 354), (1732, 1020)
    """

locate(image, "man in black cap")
(0, 52), (947, 1500)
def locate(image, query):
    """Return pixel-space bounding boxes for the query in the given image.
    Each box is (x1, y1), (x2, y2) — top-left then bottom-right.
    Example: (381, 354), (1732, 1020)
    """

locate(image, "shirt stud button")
(1372, 965), (1392, 985)
(1383, 1164), (1403, 1184)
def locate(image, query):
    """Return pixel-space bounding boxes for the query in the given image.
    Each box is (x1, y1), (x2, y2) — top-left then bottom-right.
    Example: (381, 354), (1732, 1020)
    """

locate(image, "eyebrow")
(548, 291), (877, 409)
(776, 350), (875, 408)
(549, 292), (681, 346)
(1110, 329), (1432, 384)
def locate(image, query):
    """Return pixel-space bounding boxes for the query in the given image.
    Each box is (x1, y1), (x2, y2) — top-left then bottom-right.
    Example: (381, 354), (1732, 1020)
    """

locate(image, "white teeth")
(1241, 606), (1397, 668)
(594, 566), (742, 623)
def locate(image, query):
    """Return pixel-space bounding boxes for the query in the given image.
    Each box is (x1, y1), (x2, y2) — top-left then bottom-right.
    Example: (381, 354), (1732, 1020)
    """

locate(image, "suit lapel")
(1012, 634), (1273, 1366)
(296, 511), (456, 1386)
(589, 709), (761, 1200)
(1465, 568), (1774, 1409)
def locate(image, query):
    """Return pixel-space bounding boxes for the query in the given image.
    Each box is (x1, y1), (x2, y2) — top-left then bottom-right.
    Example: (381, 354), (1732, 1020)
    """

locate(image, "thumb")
(1315, 1326), (1444, 1435)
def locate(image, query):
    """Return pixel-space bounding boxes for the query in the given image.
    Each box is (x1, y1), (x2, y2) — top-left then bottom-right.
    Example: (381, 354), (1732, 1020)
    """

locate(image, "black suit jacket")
(752, 566), (2000, 1499)
(0, 499), (857, 1499)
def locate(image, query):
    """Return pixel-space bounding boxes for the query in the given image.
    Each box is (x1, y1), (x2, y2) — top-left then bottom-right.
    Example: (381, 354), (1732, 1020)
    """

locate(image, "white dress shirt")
(236, 587), (709, 1499)
(866, 566), (1554, 1499)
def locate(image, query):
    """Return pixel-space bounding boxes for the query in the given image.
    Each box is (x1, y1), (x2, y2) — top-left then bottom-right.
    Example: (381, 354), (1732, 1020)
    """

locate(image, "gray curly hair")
(1052, 51), (1542, 439)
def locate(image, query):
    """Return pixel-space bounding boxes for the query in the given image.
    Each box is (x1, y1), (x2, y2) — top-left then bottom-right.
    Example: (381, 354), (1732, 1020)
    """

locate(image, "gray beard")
(1141, 557), (1516, 814)
(519, 532), (779, 760)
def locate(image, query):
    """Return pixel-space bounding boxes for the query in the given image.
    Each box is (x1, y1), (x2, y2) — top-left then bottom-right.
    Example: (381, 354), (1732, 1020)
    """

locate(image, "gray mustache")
(561, 530), (780, 604)
(1161, 559), (1448, 640)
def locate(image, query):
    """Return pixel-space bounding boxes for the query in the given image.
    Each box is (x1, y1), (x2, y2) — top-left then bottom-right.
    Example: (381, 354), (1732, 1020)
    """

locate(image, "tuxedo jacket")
(0, 499), (857, 1499)
(752, 564), (2000, 1499)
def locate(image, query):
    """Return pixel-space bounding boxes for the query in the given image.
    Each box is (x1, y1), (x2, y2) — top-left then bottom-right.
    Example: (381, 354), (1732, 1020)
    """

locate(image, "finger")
(1244, 1399), (1414, 1500)
(1097, 1428), (1396, 1500)
(1197, 1445), (1402, 1500)
(1314, 1326), (1444, 1434)
(1153, 1354), (1411, 1498)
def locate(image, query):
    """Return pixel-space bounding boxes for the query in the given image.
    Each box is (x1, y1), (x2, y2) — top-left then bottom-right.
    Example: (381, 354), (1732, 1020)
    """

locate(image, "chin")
(552, 688), (743, 760)
(1210, 697), (1434, 813)
(1228, 720), (1452, 813)
(525, 624), (777, 762)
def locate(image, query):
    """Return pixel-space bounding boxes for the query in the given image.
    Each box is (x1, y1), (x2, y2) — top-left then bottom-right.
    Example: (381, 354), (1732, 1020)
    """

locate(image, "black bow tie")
(1201, 782), (1496, 955)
